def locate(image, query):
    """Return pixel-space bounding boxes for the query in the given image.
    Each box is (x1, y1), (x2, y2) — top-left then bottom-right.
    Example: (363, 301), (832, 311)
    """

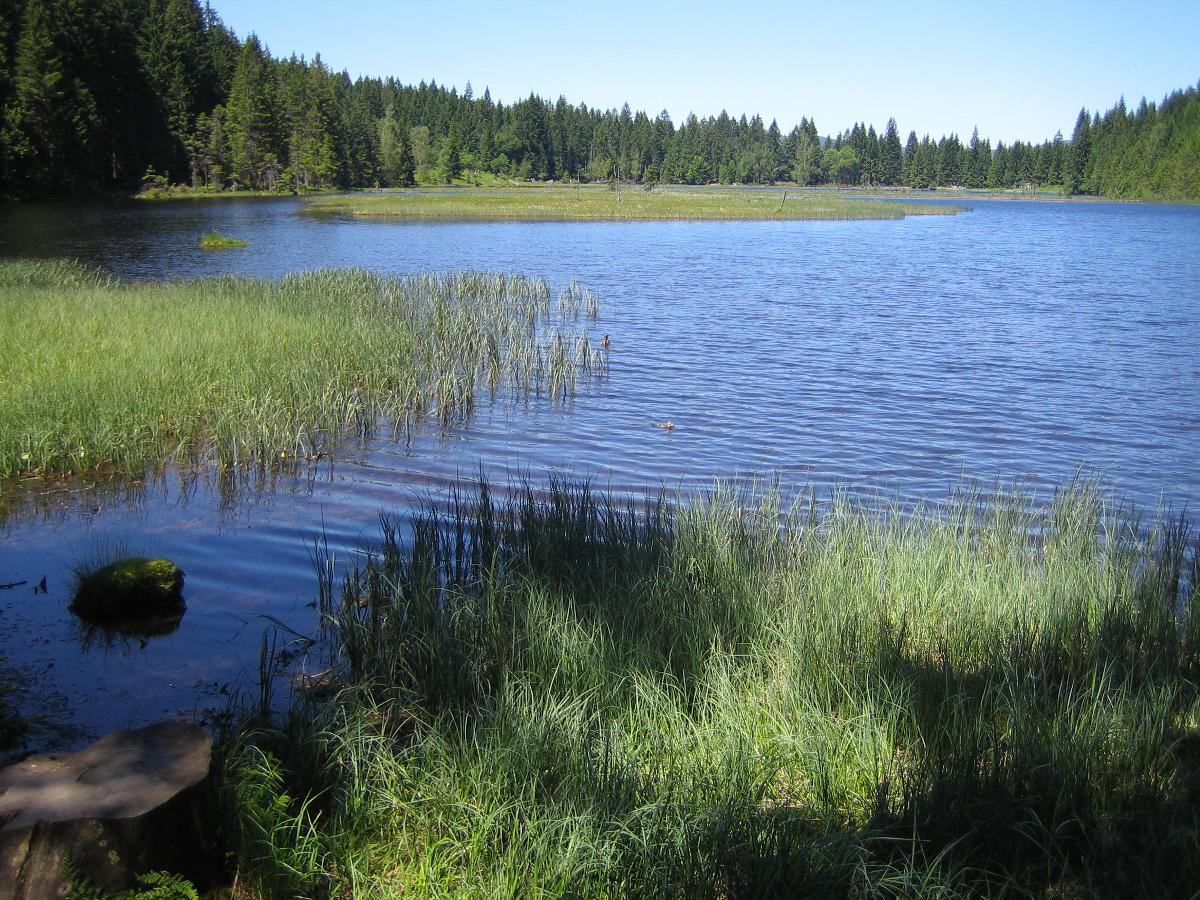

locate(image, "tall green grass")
(0, 261), (602, 478)
(307, 185), (963, 222)
(225, 478), (1200, 897)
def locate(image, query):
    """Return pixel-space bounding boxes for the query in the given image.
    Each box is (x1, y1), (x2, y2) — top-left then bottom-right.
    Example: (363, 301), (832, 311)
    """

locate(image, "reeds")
(0, 261), (604, 478)
(306, 185), (964, 222)
(224, 478), (1200, 897)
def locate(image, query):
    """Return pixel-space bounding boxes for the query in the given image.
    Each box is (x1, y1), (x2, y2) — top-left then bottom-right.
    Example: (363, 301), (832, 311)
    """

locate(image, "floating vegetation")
(0, 261), (605, 478)
(307, 184), (964, 221)
(224, 478), (1200, 897)
(199, 232), (249, 249)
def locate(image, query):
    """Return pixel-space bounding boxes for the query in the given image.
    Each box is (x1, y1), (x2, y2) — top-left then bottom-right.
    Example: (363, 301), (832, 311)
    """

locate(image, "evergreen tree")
(224, 34), (281, 189)
(881, 118), (902, 185)
(1064, 108), (1091, 194)
(901, 130), (918, 185)
(10, 0), (102, 190)
(440, 126), (462, 182)
(379, 106), (414, 186)
(287, 56), (339, 189)
(792, 119), (821, 185)
(139, 0), (207, 178)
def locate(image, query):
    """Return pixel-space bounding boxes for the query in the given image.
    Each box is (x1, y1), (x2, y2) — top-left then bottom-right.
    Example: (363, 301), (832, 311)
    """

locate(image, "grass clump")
(307, 184), (963, 221)
(224, 478), (1200, 897)
(198, 232), (248, 249)
(0, 258), (114, 289)
(0, 261), (603, 477)
(70, 557), (185, 624)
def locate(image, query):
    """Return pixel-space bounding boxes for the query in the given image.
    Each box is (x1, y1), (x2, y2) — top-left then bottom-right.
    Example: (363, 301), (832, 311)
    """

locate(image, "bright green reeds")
(307, 185), (963, 221)
(226, 478), (1200, 897)
(0, 261), (602, 477)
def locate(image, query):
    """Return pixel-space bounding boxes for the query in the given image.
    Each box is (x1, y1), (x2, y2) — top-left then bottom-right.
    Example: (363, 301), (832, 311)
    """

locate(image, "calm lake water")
(1, 194), (1198, 751)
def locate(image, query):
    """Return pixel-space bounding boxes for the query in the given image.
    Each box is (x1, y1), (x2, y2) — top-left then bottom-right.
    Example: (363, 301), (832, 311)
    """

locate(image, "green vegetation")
(0, 0), (1195, 199)
(224, 478), (1200, 897)
(0, 260), (602, 478)
(308, 185), (962, 221)
(70, 557), (185, 624)
(1073, 92), (1200, 200)
(198, 232), (247, 249)
(65, 866), (198, 900)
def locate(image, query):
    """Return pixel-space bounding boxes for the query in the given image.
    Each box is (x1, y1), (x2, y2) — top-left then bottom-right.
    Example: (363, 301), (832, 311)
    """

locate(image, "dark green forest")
(1, 0), (1197, 199)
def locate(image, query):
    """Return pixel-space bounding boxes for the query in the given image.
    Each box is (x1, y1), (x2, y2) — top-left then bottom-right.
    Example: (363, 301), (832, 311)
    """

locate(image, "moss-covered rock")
(70, 558), (185, 626)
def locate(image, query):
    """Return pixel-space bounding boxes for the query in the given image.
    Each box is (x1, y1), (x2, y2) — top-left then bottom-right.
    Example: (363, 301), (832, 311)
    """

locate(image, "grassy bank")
(306, 185), (964, 221)
(0, 261), (602, 478)
(226, 478), (1200, 897)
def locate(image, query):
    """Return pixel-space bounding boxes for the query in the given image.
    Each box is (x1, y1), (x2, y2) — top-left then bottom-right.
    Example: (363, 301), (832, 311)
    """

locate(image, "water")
(1, 194), (1198, 751)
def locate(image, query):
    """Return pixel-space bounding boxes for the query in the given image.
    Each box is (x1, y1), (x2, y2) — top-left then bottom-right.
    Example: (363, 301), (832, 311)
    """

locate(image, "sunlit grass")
(0, 260), (602, 478)
(199, 232), (249, 249)
(226, 478), (1200, 897)
(307, 184), (964, 221)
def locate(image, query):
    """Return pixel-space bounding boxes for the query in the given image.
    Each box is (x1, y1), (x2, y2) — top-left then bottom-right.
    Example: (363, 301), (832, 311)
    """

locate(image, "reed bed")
(0, 261), (603, 478)
(306, 185), (963, 222)
(225, 478), (1200, 898)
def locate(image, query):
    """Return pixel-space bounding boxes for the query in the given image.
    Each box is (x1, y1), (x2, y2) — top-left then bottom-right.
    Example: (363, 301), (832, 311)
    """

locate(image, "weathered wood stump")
(0, 721), (214, 899)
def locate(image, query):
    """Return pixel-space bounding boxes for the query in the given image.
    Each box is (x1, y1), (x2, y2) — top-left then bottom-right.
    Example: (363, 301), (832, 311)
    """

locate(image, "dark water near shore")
(1, 194), (1198, 751)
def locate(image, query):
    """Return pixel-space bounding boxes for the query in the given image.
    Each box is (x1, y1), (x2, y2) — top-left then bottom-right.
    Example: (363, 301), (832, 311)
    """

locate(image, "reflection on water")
(1, 194), (1198, 751)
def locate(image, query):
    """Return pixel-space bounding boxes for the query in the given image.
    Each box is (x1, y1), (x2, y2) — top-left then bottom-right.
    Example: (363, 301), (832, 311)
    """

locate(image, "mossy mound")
(70, 558), (185, 627)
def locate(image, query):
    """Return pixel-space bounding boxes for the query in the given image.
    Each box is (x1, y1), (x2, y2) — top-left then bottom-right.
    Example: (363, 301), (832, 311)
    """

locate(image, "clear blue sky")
(212, 0), (1199, 144)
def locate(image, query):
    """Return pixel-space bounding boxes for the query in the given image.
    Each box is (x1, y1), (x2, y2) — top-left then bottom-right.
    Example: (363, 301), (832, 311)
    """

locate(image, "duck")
(601, 333), (611, 349)
(653, 421), (674, 431)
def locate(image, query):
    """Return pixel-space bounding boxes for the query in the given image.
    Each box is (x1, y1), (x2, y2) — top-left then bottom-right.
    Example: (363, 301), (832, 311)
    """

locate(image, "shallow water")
(1, 194), (1198, 751)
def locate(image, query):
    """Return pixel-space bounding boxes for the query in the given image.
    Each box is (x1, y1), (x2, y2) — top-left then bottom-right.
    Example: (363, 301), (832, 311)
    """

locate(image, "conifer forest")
(1, 0), (1197, 200)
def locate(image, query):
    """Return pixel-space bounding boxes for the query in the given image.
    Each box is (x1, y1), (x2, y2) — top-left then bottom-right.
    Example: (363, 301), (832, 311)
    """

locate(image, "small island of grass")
(199, 232), (249, 249)
(306, 184), (963, 222)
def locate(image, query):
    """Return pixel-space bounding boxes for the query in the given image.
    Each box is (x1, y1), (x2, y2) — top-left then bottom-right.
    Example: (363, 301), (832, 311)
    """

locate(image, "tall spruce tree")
(224, 34), (281, 189)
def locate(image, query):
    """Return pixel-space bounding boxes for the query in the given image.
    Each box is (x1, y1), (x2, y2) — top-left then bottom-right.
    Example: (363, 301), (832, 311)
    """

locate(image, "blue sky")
(212, 0), (1199, 144)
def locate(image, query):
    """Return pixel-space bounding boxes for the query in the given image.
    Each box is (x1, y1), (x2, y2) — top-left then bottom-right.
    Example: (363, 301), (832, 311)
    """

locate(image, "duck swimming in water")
(601, 333), (611, 349)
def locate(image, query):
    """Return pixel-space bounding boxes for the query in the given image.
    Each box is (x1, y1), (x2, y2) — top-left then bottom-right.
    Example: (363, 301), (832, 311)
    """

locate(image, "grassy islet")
(307, 184), (964, 222)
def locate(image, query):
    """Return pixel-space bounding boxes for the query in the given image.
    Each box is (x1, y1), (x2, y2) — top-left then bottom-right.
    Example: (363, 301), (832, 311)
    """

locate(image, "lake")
(1, 194), (1198, 751)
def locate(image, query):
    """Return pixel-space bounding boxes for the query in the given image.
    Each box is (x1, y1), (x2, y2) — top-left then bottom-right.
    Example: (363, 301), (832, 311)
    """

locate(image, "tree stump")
(0, 721), (214, 899)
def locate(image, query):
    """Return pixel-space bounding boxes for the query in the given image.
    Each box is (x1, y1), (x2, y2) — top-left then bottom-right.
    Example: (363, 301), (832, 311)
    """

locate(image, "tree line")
(1, 0), (1197, 199)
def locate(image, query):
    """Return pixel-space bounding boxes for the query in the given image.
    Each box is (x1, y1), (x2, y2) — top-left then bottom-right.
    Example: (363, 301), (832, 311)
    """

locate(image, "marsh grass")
(199, 232), (249, 249)
(225, 478), (1200, 897)
(0, 261), (603, 478)
(307, 185), (964, 222)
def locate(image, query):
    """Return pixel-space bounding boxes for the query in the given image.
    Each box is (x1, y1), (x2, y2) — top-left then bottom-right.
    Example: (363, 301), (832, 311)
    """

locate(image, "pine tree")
(902, 131), (918, 186)
(225, 34), (281, 189)
(1063, 108), (1091, 194)
(881, 118), (902, 185)
(440, 126), (462, 183)
(287, 56), (339, 189)
(11, 0), (98, 190)
(139, 0), (207, 178)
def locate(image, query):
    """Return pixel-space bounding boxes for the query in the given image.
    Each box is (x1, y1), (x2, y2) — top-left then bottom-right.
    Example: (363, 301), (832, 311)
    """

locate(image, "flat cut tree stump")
(0, 720), (213, 899)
